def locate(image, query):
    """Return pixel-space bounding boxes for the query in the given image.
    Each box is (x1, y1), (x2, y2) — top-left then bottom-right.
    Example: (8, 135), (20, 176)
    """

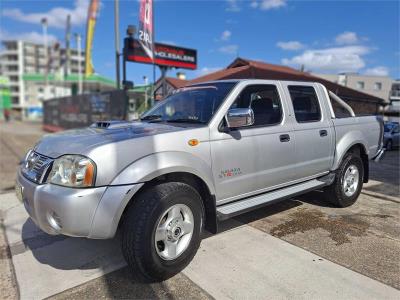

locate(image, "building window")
(357, 81), (365, 90)
(374, 82), (382, 91)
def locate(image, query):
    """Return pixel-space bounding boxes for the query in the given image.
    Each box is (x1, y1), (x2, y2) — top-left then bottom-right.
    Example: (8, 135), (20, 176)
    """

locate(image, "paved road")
(0, 121), (399, 299)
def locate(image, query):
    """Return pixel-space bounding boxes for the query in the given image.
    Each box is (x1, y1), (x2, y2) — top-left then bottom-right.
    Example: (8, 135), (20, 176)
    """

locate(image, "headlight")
(47, 155), (96, 187)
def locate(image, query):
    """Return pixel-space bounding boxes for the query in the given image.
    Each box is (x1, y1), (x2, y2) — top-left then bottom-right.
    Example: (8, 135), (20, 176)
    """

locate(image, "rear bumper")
(372, 147), (385, 162)
(16, 169), (143, 239)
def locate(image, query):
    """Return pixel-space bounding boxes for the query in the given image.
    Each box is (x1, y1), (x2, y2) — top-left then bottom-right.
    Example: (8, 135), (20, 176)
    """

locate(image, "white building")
(0, 40), (85, 118)
(385, 80), (400, 122)
(313, 72), (393, 104)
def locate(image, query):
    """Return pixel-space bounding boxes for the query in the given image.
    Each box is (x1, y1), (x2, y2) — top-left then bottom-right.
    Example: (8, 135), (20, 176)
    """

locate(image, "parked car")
(383, 121), (399, 150)
(16, 79), (384, 282)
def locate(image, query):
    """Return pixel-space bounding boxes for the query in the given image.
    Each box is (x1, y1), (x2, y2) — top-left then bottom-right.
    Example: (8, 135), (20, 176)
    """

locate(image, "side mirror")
(225, 108), (255, 129)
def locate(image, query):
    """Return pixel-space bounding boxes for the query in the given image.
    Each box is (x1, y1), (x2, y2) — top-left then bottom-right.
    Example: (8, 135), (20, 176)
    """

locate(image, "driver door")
(210, 84), (297, 204)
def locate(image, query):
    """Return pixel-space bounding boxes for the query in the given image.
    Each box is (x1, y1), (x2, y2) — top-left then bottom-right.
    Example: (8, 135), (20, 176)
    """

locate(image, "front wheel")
(324, 152), (364, 207)
(121, 182), (203, 282)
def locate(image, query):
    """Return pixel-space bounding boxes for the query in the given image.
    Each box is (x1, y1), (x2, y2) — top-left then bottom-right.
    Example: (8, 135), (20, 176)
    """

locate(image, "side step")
(216, 179), (328, 220)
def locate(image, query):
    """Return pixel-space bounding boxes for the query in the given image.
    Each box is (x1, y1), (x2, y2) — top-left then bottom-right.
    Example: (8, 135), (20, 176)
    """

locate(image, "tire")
(324, 152), (364, 207)
(121, 182), (203, 282)
(386, 140), (393, 151)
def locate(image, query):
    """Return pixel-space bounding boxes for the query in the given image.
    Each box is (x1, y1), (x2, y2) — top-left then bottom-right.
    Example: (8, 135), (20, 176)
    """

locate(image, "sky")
(1, 0), (399, 86)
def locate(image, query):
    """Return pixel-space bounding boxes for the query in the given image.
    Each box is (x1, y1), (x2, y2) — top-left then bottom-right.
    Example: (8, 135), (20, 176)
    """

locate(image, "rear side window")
(288, 86), (321, 123)
(231, 85), (282, 127)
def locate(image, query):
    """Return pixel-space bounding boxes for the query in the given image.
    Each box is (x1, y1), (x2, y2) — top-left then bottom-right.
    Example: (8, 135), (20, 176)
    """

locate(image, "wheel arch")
(119, 171), (218, 234)
(334, 143), (369, 183)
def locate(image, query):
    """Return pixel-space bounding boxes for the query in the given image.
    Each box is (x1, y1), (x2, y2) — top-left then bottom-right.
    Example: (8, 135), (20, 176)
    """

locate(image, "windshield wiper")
(140, 114), (162, 121)
(167, 118), (205, 124)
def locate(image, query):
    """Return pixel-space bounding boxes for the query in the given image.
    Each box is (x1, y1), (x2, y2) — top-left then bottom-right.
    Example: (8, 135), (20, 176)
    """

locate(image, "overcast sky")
(1, 0), (399, 85)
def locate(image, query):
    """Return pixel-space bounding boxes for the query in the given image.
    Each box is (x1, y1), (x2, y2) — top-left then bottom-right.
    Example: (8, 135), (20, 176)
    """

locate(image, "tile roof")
(187, 58), (384, 103)
(164, 77), (189, 88)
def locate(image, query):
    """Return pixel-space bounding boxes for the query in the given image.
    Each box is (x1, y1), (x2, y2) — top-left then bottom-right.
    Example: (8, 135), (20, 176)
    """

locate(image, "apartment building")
(0, 40), (85, 118)
(313, 72), (393, 104)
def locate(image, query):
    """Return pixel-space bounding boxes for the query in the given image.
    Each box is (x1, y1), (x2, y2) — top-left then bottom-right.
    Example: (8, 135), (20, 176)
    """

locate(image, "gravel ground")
(0, 121), (399, 298)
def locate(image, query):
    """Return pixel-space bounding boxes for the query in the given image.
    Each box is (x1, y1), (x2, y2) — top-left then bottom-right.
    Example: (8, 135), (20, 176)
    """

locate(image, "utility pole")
(114, 0), (121, 89)
(65, 15), (71, 77)
(41, 18), (48, 98)
(75, 33), (83, 94)
(123, 25), (136, 88)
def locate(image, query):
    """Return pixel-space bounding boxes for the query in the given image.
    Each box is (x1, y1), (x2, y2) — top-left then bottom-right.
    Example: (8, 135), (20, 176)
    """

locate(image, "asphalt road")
(0, 121), (399, 299)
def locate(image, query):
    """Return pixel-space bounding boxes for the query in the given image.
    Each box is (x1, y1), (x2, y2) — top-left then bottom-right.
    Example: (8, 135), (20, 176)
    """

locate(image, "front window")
(141, 82), (236, 124)
(230, 84), (283, 127)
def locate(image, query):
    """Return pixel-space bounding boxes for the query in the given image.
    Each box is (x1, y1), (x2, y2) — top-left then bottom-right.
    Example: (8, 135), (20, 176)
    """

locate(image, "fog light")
(47, 211), (62, 231)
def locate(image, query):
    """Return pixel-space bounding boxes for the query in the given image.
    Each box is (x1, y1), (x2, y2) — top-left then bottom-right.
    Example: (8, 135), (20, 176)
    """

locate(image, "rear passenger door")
(283, 84), (334, 180)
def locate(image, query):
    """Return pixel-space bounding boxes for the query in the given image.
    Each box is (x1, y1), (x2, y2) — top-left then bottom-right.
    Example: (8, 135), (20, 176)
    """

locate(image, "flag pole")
(151, 0), (155, 106)
(114, 0), (121, 89)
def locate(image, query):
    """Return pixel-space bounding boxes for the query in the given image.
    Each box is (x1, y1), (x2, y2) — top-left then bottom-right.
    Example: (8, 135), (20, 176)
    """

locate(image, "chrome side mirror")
(225, 108), (255, 128)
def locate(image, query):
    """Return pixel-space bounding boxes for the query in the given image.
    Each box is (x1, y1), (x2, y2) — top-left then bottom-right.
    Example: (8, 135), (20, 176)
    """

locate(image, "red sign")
(126, 40), (197, 70)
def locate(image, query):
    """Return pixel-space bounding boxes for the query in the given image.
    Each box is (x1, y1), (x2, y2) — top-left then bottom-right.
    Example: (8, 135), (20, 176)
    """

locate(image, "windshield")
(141, 82), (236, 124)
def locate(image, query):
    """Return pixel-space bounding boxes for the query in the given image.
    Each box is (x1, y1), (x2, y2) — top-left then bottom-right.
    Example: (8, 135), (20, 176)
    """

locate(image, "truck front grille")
(21, 151), (53, 184)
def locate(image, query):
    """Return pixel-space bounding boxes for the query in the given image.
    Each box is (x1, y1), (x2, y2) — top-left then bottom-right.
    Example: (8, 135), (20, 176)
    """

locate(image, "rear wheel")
(121, 182), (203, 282)
(324, 152), (364, 207)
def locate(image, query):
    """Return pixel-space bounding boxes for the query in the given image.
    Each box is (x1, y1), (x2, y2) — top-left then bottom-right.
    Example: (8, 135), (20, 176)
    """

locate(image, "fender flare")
(110, 151), (216, 195)
(332, 131), (369, 171)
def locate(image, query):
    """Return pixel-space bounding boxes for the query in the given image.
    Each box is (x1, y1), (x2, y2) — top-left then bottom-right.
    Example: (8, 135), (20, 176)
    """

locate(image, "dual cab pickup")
(17, 79), (384, 282)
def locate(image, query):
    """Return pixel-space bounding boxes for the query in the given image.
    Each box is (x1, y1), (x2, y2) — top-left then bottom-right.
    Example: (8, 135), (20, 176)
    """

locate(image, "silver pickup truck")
(16, 79), (384, 282)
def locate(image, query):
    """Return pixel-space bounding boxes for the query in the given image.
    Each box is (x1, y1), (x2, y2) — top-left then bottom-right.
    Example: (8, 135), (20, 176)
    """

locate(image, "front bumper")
(16, 169), (142, 239)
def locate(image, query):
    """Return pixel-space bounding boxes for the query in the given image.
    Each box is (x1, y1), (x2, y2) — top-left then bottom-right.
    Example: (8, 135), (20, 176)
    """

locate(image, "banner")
(126, 41), (197, 70)
(84, 0), (99, 77)
(138, 0), (154, 60)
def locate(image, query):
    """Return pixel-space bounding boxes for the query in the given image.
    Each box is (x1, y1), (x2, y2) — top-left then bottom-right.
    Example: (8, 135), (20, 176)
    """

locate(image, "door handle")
(320, 130), (328, 137)
(279, 134), (290, 142)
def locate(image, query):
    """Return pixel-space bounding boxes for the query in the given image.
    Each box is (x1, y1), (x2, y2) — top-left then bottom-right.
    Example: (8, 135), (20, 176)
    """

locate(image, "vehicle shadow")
(204, 198), (307, 238)
(20, 219), (209, 298)
(21, 218), (125, 271)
